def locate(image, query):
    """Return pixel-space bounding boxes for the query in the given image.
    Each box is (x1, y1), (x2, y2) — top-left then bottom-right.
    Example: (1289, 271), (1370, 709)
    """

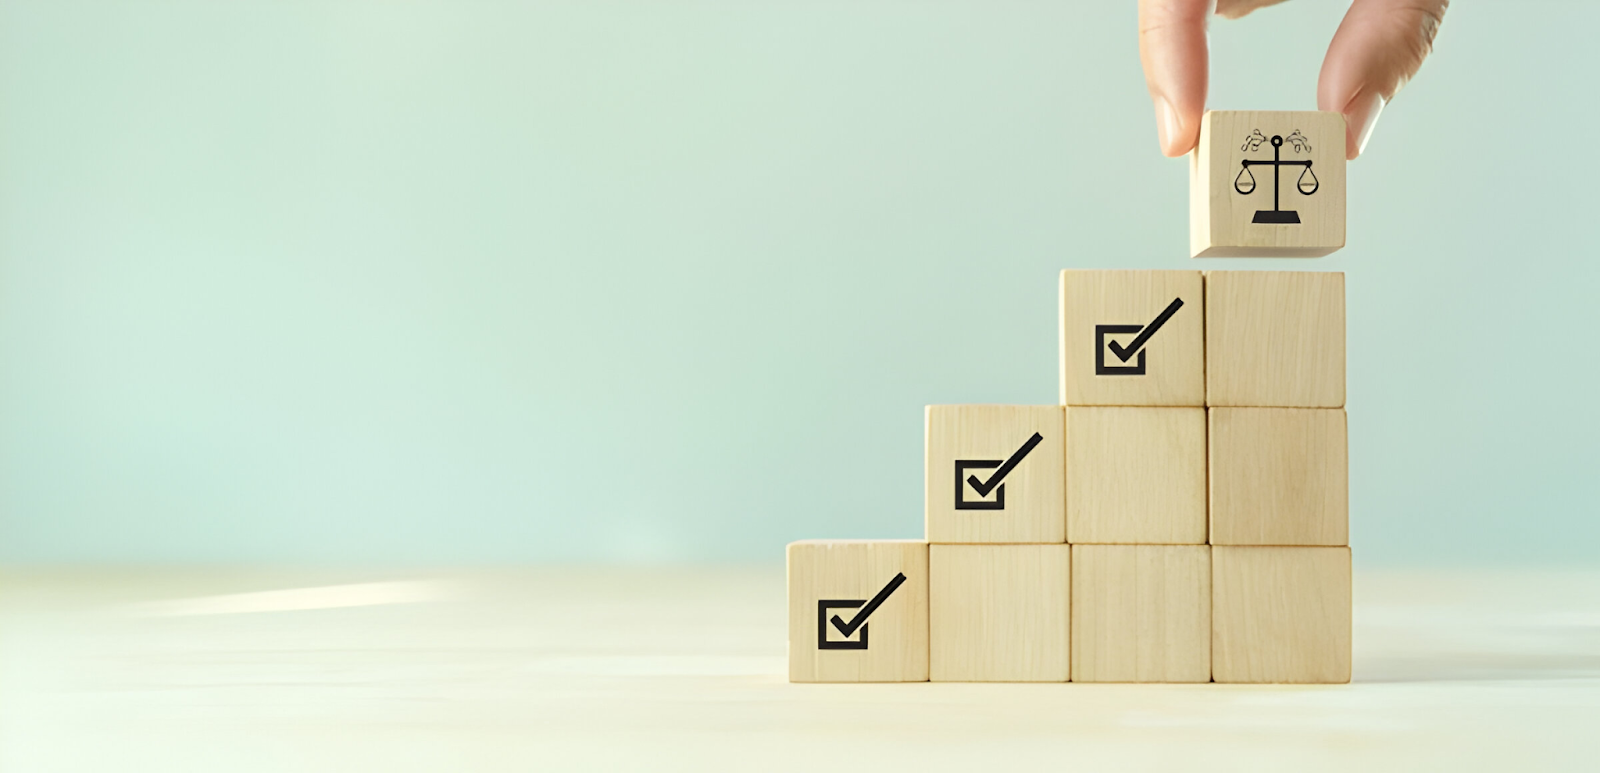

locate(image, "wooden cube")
(1210, 408), (1348, 546)
(1212, 546), (1351, 684)
(1205, 271), (1345, 408)
(929, 544), (1070, 682)
(787, 540), (929, 683)
(1059, 270), (1205, 407)
(925, 405), (1064, 544)
(1190, 110), (1346, 257)
(1071, 545), (1210, 683)
(1065, 406), (1206, 544)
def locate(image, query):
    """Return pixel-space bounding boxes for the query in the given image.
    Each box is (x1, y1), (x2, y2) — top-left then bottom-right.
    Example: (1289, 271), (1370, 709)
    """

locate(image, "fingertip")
(1139, 0), (1211, 157)
(1154, 97), (1198, 157)
(1339, 89), (1385, 160)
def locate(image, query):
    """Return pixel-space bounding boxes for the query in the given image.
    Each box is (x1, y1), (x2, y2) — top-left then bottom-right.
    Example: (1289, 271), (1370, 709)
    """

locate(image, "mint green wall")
(1, 2), (1594, 564)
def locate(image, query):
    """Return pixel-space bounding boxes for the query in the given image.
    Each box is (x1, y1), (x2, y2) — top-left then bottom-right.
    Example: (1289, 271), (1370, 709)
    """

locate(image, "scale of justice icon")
(1233, 129), (1319, 224)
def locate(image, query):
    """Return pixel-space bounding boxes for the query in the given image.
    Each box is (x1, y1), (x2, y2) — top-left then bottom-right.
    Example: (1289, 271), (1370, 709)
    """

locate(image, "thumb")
(1318, 0), (1449, 159)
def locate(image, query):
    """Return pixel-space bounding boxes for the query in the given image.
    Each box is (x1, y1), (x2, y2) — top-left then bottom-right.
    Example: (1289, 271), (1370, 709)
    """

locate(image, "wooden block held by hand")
(1212, 546), (1351, 684)
(929, 544), (1070, 682)
(1206, 271), (1345, 408)
(1071, 545), (1210, 683)
(1065, 406), (1207, 545)
(1210, 408), (1348, 546)
(926, 405), (1065, 544)
(787, 540), (929, 683)
(1060, 270), (1204, 407)
(1190, 110), (1346, 257)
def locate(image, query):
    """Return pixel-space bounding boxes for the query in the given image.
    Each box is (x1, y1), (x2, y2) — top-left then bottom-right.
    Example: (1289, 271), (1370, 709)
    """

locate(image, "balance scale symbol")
(1234, 130), (1320, 224)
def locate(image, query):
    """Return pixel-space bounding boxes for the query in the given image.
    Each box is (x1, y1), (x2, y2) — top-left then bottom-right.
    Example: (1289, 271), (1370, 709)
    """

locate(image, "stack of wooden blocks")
(789, 111), (1351, 685)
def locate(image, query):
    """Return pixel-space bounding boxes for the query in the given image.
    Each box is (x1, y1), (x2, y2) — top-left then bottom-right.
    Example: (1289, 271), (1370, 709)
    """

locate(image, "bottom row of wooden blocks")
(788, 540), (1351, 684)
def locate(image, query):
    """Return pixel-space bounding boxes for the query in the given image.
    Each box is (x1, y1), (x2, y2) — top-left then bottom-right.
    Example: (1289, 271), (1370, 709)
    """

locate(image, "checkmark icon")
(954, 432), (1044, 510)
(817, 573), (907, 650)
(830, 573), (906, 637)
(1106, 297), (1184, 362)
(965, 433), (1043, 497)
(1095, 297), (1184, 376)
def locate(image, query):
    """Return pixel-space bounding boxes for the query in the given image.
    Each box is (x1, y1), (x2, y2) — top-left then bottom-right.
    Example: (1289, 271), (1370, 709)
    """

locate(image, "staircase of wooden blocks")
(788, 269), (1349, 684)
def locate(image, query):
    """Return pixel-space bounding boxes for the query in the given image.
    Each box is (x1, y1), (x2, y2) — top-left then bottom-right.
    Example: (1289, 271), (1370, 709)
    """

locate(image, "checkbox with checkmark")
(926, 405), (1064, 544)
(787, 540), (929, 683)
(1061, 270), (1205, 406)
(817, 572), (906, 650)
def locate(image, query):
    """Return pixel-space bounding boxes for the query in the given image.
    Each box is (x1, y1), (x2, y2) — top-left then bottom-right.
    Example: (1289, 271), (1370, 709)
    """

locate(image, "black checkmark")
(1106, 297), (1184, 362)
(829, 573), (907, 638)
(964, 432), (1044, 498)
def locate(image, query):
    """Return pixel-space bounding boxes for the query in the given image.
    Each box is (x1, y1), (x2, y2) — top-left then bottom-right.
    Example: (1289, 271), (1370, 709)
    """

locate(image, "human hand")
(1138, 0), (1448, 160)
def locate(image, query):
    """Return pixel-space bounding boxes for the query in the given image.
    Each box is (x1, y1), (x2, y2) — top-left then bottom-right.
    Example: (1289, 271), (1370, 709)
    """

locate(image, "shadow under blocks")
(787, 267), (1347, 684)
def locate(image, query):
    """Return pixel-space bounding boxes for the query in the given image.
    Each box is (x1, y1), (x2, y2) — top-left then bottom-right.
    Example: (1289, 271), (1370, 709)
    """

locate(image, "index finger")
(1139, 0), (1214, 157)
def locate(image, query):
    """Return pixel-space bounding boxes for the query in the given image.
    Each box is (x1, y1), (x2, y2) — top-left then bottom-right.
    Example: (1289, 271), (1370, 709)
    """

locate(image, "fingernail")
(1154, 96), (1183, 156)
(1345, 90), (1386, 159)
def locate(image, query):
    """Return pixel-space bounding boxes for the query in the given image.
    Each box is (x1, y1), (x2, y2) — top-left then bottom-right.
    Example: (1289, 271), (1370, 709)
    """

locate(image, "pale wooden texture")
(6, 567), (1600, 772)
(787, 540), (928, 682)
(1190, 110), (1346, 257)
(1212, 546), (1352, 684)
(1059, 270), (1205, 406)
(925, 405), (1065, 544)
(1210, 408), (1348, 546)
(1205, 270), (1345, 408)
(1065, 406), (1207, 544)
(1071, 545), (1210, 683)
(929, 544), (1070, 682)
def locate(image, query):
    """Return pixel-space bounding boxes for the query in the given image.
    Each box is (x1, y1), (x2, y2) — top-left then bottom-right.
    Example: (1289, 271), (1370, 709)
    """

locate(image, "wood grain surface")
(1065, 406), (1207, 544)
(1072, 545), (1211, 683)
(1210, 408), (1348, 546)
(1212, 546), (1352, 683)
(4, 567), (1598, 771)
(930, 544), (1070, 682)
(1205, 270), (1345, 408)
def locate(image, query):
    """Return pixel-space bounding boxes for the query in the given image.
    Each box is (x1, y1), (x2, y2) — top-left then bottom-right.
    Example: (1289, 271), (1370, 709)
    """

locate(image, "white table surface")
(3, 566), (1597, 772)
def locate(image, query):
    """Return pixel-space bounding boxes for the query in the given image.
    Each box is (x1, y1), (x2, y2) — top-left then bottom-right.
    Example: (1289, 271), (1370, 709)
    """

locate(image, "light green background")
(0, 1), (1594, 565)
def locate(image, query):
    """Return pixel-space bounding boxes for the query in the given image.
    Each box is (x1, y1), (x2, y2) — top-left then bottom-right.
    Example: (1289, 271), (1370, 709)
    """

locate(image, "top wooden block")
(1059, 270), (1205, 407)
(1190, 111), (1346, 258)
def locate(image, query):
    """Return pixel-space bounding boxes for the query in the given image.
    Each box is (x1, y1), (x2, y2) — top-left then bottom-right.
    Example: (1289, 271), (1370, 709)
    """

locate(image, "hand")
(1138, 0), (1448, 160)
